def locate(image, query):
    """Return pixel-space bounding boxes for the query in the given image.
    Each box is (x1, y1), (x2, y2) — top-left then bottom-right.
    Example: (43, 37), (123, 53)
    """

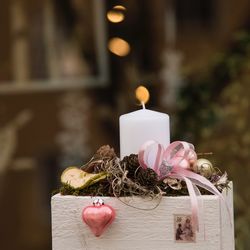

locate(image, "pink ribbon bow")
(138, 140), (231, 232)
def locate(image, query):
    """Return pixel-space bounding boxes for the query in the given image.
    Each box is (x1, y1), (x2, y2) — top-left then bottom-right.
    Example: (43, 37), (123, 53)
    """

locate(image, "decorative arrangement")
(59, 142), (230, 235)
(59, 145), (229, 198)
(52, 86), (233, 249)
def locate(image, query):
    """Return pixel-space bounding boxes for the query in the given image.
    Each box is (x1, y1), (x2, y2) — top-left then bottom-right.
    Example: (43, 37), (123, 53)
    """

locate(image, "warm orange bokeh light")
(113, 5), (126, 11)
(107, 10), (124, 23)
(135, 86), (150, 104)
(108, 37), (130, 57)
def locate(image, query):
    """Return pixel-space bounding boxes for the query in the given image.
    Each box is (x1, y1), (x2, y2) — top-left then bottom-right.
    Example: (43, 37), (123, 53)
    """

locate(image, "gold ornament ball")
(194, 158), (214, 178)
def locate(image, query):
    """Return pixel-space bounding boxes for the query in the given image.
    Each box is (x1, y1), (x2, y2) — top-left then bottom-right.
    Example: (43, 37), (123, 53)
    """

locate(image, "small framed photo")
(174, 214), (196, 243)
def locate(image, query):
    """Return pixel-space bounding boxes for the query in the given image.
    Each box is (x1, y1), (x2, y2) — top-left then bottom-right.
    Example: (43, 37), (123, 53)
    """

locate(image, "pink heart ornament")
(82, 203), (115, 237)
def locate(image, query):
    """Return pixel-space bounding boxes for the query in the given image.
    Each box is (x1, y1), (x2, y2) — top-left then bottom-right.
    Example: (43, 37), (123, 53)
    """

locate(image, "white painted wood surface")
(51, 183), (234, 250)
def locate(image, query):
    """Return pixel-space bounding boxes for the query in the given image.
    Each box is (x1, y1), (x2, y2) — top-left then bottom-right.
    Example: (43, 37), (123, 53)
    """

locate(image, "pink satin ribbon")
(138, 141), (231, 232)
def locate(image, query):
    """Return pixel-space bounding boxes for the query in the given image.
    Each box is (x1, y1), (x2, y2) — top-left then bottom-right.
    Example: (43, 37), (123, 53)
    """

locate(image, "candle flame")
(135, 86), (150, 105)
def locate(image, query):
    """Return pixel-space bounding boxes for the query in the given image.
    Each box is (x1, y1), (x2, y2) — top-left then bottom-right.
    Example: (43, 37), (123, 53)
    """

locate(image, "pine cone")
(95, 145), (116, 159)
(136, 168), (158, 188)
(121, 154), (140, 179)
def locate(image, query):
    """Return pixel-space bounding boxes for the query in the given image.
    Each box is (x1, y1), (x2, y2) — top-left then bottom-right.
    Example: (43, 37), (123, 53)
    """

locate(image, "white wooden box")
(51, 184), (234, 250)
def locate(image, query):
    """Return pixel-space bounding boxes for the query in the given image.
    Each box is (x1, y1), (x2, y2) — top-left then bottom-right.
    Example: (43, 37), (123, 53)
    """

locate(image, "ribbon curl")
(138, 140), (231, 232)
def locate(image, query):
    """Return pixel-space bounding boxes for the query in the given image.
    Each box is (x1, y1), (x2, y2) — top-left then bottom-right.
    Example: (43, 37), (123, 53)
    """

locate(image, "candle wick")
(142, 102), (146, 109)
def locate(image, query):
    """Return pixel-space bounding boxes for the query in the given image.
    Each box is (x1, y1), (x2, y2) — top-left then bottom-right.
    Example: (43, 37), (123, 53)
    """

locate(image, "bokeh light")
(108, 37), (130, 57)
(113, 5), (126, 11)
(107, 10), (125, 23)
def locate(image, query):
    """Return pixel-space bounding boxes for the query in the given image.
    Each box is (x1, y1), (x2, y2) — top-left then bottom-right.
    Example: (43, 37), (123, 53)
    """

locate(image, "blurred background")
(0, 0), (249, 249)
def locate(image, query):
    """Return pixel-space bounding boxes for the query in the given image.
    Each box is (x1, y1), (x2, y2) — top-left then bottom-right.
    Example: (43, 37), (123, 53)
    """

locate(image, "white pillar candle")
(119, 108), (170, 158)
